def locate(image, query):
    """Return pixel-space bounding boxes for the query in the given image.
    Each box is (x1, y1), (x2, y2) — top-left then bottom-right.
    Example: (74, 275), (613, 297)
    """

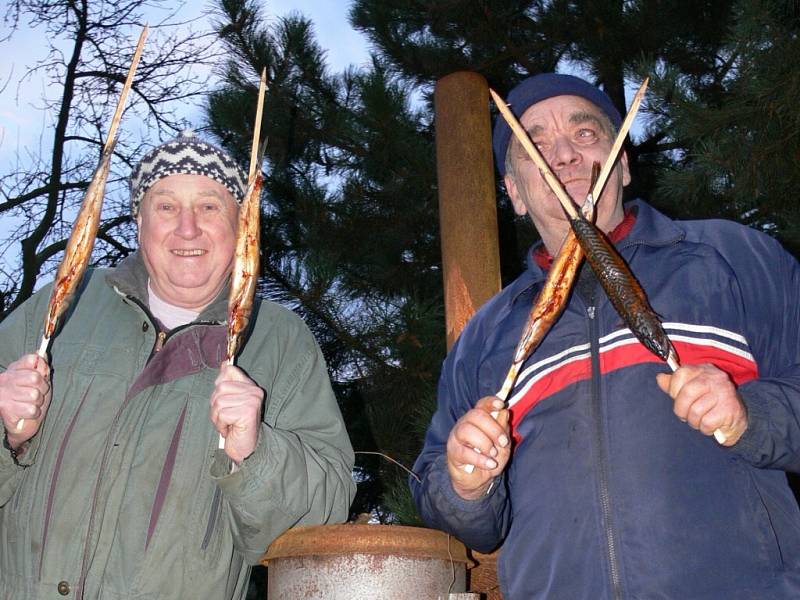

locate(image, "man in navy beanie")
(412, 73), (800, 599)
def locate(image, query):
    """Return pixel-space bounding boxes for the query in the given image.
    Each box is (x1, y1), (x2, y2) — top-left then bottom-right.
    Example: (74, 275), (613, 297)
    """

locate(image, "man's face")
(504, 95), (630, 253)
(137, 173), (239, 310)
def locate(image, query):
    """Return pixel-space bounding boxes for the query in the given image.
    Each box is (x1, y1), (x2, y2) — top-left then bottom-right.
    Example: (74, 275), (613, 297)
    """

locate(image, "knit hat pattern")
(492, 73), (623, 176)
(129, 130), (248, 216)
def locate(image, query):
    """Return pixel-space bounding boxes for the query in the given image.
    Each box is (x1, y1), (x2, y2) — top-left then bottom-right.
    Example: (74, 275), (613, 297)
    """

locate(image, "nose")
(550, 135), (582, 170)
(175, 208), (201, 239)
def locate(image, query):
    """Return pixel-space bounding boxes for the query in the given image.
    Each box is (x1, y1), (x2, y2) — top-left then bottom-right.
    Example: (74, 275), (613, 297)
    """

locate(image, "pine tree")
(649, 0), (800, 254)
(208, 0), (443, 522)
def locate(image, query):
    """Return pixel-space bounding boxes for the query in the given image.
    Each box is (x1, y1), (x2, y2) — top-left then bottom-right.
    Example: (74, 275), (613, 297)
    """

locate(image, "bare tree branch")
(0, 0), (219, 318)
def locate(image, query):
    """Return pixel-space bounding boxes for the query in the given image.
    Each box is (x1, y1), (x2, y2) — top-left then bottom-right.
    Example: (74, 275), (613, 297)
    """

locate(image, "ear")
(135, 212), (142, 244)
(619, 150), (631, 188)
(505, 174), (528, 217)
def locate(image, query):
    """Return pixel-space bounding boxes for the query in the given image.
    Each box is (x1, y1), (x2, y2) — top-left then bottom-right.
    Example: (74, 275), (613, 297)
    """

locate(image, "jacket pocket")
(201, 486), (222, 553)
(733, 459), (784, 571)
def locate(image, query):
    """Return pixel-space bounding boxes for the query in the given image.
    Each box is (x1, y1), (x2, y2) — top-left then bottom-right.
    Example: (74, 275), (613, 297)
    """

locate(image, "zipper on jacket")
(119, 291), (220, 359)
(76, 293), (222, 596)
(153, 330), (167, 353)
(76, 389), (138, 599)
(587, 301), (624, 600)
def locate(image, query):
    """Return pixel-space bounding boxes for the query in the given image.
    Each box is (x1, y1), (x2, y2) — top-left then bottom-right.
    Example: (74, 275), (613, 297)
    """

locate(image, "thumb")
(656, 372), (671, 394)
(495, 407), (510, 430)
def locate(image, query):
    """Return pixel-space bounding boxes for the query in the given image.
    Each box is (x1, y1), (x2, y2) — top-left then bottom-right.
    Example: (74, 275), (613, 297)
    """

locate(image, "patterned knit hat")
(129, 130), (248, 216)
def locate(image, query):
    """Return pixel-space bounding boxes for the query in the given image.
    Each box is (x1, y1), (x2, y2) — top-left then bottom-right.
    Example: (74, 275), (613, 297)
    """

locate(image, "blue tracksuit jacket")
(411, 200), (800, 599)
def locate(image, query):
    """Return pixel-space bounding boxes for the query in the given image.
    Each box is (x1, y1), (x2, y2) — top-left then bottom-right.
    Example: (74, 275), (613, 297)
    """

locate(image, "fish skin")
(43, 142), (116, 340)
(226, 173), (262, 362)
(570, 214), (674, 363)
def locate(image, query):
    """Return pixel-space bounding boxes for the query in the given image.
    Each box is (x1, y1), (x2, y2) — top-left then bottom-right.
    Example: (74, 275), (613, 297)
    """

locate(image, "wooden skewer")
(589, 78), (648, 204)
(17, 27), (148, 433)
(489, 88), (578, 220)
(104, 26), (148, 153)
(247, 69), (267, 182)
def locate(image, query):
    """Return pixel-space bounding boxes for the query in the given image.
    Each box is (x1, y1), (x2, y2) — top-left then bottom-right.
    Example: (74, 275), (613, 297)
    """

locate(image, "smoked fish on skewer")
(17, 26), (148, 431)
(219, 68), (267, 453)
(463, 168), (598, 474)
(225, 143), (267, 365)
(39, 142), (117, 353)
(495, 165), (600, 402)
(39, 26), (148, 355)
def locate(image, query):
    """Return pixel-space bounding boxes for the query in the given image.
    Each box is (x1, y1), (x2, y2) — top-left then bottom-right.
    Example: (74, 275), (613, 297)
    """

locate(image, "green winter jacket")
(0, 252), (355, 599)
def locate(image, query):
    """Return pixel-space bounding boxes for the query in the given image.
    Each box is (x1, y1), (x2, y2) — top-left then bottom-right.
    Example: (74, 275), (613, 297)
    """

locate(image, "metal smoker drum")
(262, 524), (469, 599)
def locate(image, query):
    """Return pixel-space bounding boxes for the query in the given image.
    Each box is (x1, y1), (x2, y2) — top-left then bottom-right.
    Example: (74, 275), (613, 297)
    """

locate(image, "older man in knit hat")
(0, 132), (355, 599)
(412, 74), (800, 598)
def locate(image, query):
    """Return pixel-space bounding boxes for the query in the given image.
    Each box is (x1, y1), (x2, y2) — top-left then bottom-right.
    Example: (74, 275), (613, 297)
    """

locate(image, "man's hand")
(210, 364), (264, 464)
(0, 354), (52, 449)
(656, 363), (748, 446)
(446, 396), (511, 500)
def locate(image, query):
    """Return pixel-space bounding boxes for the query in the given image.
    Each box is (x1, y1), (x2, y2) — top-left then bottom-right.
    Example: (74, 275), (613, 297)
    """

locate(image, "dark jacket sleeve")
(714, 226), (800, 472)
(410, 329), (512, 552)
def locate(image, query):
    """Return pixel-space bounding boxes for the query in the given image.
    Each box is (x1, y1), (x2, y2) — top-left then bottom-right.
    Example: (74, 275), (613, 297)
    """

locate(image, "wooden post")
(434, 71), (501, 350)
(435, 70), (505, 599)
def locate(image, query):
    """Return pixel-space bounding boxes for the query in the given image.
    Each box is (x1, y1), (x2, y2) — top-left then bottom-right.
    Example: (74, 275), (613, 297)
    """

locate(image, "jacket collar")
(619, 199), (685, 249)
(514, 199), (686, 304)
(105, 251), (229, 324)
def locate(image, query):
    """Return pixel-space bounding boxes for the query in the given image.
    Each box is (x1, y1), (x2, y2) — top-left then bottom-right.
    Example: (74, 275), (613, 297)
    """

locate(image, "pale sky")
(0, 1), (371, 170)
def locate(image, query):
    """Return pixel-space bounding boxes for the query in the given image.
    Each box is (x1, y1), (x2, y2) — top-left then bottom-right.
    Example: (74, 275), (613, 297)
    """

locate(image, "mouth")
(546, 178), (589, 203)
(561, 177), (588, 188)
(171, 249), (207, 257)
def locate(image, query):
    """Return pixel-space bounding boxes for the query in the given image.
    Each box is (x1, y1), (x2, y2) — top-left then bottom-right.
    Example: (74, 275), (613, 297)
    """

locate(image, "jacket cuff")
(0, 442), (18, 473)
(209, 427), (269, 486)
(2, 431), (40, 468)
(428, 454), (506, 514)
(730, 386), (771, 463)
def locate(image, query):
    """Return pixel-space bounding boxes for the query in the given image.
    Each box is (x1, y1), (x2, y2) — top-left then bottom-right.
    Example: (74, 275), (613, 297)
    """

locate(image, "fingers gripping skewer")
(15, 337), (52, 432)
(17, 27), (148, 434)
(664, 353), (727, 444)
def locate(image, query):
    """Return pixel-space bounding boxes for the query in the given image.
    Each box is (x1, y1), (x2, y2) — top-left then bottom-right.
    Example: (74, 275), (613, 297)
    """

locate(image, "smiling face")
(137, 173), (239, 310)
(504, 95), (630, 254)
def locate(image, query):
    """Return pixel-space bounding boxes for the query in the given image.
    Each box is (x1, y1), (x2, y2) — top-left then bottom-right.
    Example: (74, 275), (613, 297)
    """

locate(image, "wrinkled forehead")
(518, 94), (611, 134)
(143, 173), (239, 205)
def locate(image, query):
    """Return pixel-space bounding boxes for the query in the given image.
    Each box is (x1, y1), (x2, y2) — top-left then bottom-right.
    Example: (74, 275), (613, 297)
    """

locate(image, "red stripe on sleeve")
(509, 339), (758, 440)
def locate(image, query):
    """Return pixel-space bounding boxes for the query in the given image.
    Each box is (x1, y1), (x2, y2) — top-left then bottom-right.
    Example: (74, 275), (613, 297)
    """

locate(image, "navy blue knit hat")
(493, 73), (622, 176)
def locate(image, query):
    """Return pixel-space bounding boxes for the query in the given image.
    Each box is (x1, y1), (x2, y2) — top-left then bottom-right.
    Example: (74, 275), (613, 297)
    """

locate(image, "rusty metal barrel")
(262, 524), (470, 599)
